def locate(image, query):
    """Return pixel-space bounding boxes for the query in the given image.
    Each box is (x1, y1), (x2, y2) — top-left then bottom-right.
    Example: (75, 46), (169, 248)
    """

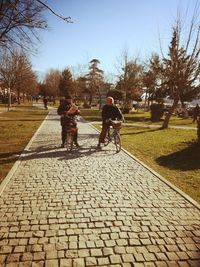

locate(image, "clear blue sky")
(31, 0), (198, 81)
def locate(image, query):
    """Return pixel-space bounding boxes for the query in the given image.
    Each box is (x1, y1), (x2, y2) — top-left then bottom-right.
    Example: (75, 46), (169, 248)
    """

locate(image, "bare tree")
(0, 50), (35, 109)
(0, 0), (72, 52)
(44, 69), (61, 101)
(18, 70), (38, 102)
(161, 16), (200, 129)
(116, 58), (144, 111)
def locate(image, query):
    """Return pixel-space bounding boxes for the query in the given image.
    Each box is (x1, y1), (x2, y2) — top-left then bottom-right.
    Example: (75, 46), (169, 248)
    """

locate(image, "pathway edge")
(89, 121), (200, 211)
(0, 112), (49, 196)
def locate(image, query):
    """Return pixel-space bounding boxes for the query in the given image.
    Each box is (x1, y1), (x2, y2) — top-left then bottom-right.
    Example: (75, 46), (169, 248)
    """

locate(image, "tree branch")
(35, 0), (73, 23)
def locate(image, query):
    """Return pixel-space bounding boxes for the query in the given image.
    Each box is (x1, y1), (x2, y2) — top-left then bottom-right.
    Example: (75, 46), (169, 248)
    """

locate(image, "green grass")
(121, 126), (200, 203)
(0, 104), (48, 183)
(124, 110), (196, 127)
(80, 108), (101, 121)
(81, 108), (196, 128)
(81, 108), (200, 203)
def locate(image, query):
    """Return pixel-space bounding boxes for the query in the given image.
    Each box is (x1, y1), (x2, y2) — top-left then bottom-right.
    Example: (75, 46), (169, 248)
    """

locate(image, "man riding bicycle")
(57, 95), (80, 148)
(97, 97), (124, 149)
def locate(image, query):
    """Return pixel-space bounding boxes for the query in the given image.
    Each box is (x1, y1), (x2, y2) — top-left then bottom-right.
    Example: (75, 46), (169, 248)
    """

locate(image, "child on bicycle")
(57, 95), (80, 148)
(97, 97), (124, 149)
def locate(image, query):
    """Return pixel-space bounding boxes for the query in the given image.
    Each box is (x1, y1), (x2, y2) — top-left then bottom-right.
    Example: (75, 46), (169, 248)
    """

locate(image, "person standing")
(97, 97), (124, 149)
(57, 95), (80, 148)
(193, 104), (200, 123)
(43, 97), (48, 110)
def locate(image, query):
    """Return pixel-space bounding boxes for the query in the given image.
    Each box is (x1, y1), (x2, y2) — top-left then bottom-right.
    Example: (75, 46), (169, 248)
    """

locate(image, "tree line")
(0, 0), (71, 110)
(0, 1), (200, 131)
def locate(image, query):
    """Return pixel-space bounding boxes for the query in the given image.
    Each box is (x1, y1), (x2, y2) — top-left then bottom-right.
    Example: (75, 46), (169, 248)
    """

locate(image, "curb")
(89, 122), (200, 211)
(0, 111), (49, 196)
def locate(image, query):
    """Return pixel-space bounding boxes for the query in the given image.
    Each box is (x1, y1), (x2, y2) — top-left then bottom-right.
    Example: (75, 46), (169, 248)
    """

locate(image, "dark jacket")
(102, 104), (123, 123)
(57, 100), (80, 126)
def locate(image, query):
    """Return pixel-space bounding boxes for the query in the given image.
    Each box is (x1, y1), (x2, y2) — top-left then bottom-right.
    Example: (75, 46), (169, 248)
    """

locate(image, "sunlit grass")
(0, 104), (48, 183)
(120, 126), (199, 202)
(81, 108), (196, 127)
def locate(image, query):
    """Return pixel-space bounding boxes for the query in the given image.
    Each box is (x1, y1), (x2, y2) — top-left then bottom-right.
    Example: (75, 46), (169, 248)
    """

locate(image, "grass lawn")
(80, 108), (102, 121)
(0, 104), (48, 184)
(121, 126), (200, 203)
(81, 109), (200, 203)
(81, 108), (197, 128)
(123, 110), (196, 127)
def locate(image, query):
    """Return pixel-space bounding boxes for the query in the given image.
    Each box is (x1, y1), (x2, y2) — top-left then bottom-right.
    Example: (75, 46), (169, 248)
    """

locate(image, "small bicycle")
(104, 119), (122, 152)
(65, 125), (77, 152)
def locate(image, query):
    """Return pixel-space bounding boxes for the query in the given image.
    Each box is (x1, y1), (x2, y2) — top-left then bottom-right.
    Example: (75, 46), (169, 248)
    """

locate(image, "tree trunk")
(147, 97), (150, 107)
(89, 93), (92, 106)
(17, 89), (21, 104)
(23, 92), (25, 102)
(144, 92), (147, 107)
(7, 88), (11, 112)
(98, 93), (102, 110)
(162, 98), (179, 129)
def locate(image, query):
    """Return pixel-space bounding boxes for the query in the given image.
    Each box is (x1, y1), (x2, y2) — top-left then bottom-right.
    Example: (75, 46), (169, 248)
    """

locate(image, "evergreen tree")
(161, 25), (200, 128)
(85, 59), (104, 106)
(59, 68), (74, 97)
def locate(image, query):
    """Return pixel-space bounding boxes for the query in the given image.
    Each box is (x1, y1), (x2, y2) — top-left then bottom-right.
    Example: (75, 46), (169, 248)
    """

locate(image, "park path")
(0, 109), (200, 267)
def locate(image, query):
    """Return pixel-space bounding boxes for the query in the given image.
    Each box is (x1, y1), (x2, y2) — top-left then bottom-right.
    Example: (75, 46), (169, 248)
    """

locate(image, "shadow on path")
(19, 143), (118, 162)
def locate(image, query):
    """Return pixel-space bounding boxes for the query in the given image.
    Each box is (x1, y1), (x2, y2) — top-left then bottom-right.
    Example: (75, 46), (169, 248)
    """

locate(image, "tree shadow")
(121, 127), (162, 136)
(125, 116), (164, 123)
(0, 150), (23, 164)
(156, 142), (200, 171)
(0, 119), (45, 122)
(1, 118), (58, 122)
(18, 143), (117, 162)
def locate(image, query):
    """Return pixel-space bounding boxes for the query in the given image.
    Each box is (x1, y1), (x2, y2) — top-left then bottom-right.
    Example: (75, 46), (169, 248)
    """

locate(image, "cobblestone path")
(0, 110), (200, 267)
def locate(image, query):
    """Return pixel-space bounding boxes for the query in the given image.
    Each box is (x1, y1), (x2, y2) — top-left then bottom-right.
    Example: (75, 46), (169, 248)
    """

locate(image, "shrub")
(150, 103), (164, 121)
(122, 106), (130, 114)
(83, 103), (91, 108)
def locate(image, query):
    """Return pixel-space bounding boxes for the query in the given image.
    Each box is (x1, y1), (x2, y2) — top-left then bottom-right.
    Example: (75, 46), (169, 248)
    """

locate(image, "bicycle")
(64, 124), (78, 152)
(104, 120), (122, 152)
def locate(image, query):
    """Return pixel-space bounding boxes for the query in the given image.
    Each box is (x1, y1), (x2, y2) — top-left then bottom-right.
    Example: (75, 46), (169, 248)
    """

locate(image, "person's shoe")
(97, 144), (101, 149)
(74, 142), (80, 148)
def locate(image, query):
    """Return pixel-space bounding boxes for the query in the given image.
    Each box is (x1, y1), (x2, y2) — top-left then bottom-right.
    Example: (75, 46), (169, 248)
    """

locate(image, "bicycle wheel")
(114, 131), (121, 152)
(104, 129), (111, 146)
(66, 131), (73, 151)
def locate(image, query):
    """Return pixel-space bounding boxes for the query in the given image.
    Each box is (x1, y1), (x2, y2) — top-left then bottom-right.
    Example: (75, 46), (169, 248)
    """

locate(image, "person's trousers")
(62, 125), (78, 144)
(98, 122), (110, 144)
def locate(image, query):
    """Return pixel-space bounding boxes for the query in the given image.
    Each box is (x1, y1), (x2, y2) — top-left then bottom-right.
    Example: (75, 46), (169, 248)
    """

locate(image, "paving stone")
(45, 259), (59, 267)
(60, 259), (72, 267)
(6, 253), (20, 263)
(97, 257), (110, 265)
(121, 253), (134, 262)
(85, 257), (97, 266)
(110, 254), (122, 264)
(73, 258), (85, 267)
(18, 261), (32, 267)
(0, 108), (200, 267)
